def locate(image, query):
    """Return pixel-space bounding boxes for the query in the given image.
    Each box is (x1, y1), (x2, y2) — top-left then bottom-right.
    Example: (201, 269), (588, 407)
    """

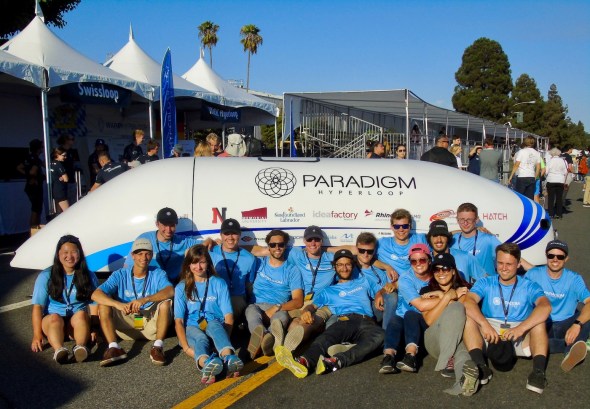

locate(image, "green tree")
(452, 37), (513, 122)
(197, 20), (219, 68)
(239, 24), (263, 91)
(509, 74), (544, 134)
(0, 0), (80, 42)
(542, 84), (568, 146)
(261, 112), (282, 149)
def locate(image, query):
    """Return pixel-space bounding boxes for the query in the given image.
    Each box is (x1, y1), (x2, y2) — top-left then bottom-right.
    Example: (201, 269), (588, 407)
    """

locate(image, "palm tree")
(197, 21), (219, 67)
(239, 24), (263, 91)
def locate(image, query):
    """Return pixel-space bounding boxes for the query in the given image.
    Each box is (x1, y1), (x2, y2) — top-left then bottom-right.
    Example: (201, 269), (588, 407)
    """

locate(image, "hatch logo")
(255, 168), (297, 198)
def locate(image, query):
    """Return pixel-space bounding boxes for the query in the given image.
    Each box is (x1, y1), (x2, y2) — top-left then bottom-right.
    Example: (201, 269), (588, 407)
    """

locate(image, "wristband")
(574, 320), (583, 327)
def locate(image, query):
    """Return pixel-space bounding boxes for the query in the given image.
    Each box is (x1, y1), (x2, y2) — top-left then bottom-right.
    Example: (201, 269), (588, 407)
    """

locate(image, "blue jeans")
(186, 320), (234, 366)
(381, 292), (398, 330)
(245, 302), (290, 332)
(546, 313), (590, 354)
(303, 316), (384, 369)
(384, 310), (427, 352)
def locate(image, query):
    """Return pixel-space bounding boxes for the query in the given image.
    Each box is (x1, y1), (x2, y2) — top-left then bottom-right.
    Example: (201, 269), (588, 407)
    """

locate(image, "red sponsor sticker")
(429, 209), (456, 222)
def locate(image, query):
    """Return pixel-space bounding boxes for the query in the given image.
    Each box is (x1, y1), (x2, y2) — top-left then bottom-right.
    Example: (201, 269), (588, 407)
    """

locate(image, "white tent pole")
(222, 124), (226, 149)
(274, 118), (278, 157)
(148, 87), (155, 140)
(405, 89), (410, 150)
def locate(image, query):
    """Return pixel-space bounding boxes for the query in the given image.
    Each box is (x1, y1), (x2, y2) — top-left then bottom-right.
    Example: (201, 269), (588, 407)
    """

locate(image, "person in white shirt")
(544, 148), (569, 219)
(508, 136), (541, 200)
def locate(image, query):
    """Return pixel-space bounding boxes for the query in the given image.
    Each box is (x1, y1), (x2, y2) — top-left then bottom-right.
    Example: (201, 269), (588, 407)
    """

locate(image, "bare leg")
(155, 301), (171, 341)
(463, 316), (484, 351)
(69, 310), (91, 346)
(41, 314), (65, 351)
(98, 305), (118, 344)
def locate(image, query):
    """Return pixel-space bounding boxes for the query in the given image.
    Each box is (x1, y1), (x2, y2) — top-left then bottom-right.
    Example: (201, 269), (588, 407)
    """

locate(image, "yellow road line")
(202, 361), (285, 409)
(172, 356), (274, 409)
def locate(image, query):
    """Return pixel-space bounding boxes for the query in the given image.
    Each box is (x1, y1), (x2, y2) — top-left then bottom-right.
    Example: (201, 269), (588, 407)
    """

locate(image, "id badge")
(304, 292), (314, 302)
(338, 316), (349, 322)
(499, 323), (511, 337)
(133, 314), (144, 330)
(198, 317), (208, 331)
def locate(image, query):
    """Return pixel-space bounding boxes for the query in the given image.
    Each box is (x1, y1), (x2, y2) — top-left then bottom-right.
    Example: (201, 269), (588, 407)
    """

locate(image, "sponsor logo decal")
(255, 168), (297, 198)
(275, 207), (305, 223)
(212, 207), (227, 223)
(340, 233), (355, 243)
(312, 210), (358, 220)
(241, 207), (267, 223)
(430, 209), (456, 222)
(482, 212), (508, 221)
(303, 174), (416, 196)
(364, 210), (373, 217)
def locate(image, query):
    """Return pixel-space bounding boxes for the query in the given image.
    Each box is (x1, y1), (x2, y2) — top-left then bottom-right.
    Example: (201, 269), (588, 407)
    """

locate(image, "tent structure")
(0, 49), (44, 87)
(182, 51), (279, 119)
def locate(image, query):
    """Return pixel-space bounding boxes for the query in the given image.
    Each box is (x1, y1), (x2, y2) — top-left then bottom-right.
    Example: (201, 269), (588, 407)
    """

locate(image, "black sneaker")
(396, 353), (417, 373)
(526, 368), (547, 394)
(441, 356), (454, 378)
(478, 364), (493, 385)
(379, 354), (400, 374)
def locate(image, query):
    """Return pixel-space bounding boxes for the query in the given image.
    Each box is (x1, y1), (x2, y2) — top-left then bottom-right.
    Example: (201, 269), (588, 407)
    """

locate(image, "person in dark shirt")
(50, 147), (70, 213)
(123, 129), (145, 164)
(88, 139), (108, 186)
(138, 139), (160, 164)
(420, 135), (458, 168)
(16, 139), (44, 228)
(367, 141), (385, 159)
(90, 153), (129, 191)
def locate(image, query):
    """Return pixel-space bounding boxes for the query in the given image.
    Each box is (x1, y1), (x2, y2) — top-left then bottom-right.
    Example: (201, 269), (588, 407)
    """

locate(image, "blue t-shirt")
(377, 233), (428, 276)
(525, 267), (590, 322)
(470, 275), (545, 321)
(451, 231), (501, 276)
(314, 276), (381, 317)
(174, 277), (232, 326)
(252, 257), (303, 304)
(396, 272), (431, 317)
(98, 266), (172, 308)
(357, 265), (388, 289)
(449, 248), (488, 283)
(286, 247), (335, 296)
(209, 247), (256, 297)
(126, 232), (201, 282)
(32, 269), (98, 316)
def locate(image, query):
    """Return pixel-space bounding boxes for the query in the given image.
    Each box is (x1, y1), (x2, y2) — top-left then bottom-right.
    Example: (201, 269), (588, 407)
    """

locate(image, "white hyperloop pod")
(11, 157), (554, 271)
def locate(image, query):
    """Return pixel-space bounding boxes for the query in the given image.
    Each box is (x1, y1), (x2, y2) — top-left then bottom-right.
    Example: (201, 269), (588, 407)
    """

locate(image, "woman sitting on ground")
(31, 235), (98, 364)
(174, 245), (243, 384)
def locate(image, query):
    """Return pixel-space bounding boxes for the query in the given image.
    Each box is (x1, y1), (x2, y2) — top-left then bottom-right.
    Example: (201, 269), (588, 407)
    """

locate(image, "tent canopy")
(1, 17), (151, 98)
(0, 49), (44, 87)
(182, 52), (279, 118)
(105, 25), (220, 104)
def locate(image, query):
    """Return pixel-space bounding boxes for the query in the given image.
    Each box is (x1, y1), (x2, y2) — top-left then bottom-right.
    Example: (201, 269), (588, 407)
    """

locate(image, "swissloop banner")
(200, 101), (241, 123)
(160, 48), (177, 158)
(60, 82), (132, 106)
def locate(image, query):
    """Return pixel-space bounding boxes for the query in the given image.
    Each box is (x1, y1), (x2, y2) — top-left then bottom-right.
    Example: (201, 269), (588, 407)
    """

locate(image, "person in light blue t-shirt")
(275, 249), (384, 378)
(93, 237), (174, 367)
(376, 208), (428, 277)
(125, 207), (208, 284)
(31, 235), (98, 364)
(525, 240), (590, 372)
(174, 245), (243, 384)
(463, 243), (551, 395)
(245, 230), (304, 359)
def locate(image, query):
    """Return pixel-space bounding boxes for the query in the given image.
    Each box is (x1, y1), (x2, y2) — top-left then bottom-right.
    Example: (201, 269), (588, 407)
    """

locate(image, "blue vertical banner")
(289, 99), (297, 157)
(160, 48), (177, 158)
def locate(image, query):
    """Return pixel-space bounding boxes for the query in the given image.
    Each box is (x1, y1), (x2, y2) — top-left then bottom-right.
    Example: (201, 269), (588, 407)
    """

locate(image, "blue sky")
(42, 0), (590, 128)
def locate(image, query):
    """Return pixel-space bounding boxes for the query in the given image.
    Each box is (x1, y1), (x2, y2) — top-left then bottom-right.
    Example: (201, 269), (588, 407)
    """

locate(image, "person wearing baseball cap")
(209, 218), (256, 325)
(88, 138), (108, 185)
(126, 207), (210, 284)
(92, 237), (174, 367)
(426, 220), (486, 284)
(275, 248), (384, 378)
(525, 239), (590, 372)
(380, 243), (436, 374)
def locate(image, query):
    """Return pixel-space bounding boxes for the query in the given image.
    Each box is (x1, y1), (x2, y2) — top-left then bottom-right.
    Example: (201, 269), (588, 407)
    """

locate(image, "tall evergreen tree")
(240, 24), (263, 91)
(510, 74), (544, 134)
(452, 37), (513, 122)
(542, 84), (568, 146)
(197, 21), (219, 68)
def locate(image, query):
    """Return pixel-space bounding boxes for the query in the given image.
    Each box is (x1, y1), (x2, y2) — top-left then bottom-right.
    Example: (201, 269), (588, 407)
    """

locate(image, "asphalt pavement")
(0, 182), (588, 409)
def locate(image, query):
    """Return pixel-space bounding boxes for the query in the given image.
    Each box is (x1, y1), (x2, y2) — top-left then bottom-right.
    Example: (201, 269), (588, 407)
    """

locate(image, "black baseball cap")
(303, 225), (323, 241)
(333, 249), (354, 264)
(427, 220), (451, 239)
(431, 253), (456, 270)
(220, 218), (241, 235)
(545, 240), (568, 256)
(156, 207), (178, 225)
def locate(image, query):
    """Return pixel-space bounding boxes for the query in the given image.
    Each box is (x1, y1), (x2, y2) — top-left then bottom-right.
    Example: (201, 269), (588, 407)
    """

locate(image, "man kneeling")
(275, 250), (384, 377)
(92, 238), (174, 366)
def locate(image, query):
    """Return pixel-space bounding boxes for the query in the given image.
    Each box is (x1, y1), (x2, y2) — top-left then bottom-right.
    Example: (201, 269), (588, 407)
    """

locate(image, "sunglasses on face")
(335, 263), (353, 269)
(546, 253), (566, 260)
(306, 238), (321, 243)
(433, 266), (452, 273)
(393, 224), (410, 230)
(397, 149), (406, 153)
(269, 242), (286, 249)
(410, 258), (429, 266)
(357, 248), (375, 255)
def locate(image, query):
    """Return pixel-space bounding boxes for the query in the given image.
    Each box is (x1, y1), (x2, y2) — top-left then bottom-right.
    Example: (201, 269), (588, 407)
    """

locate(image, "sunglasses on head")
(357, 248), (375, 255)
(410, 257), (429, 266)
(546, 253), (566, 260)
(393, 224), (410, 230)
(269, 242), (286, 249)
(433, 266), (451, 273)
(306, 237), (321, 243)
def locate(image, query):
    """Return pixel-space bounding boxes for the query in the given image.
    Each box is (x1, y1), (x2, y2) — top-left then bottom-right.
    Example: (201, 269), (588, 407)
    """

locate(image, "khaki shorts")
(288, 300), (331, 322)
(486, 318), (531, 357)
(113, 300), (172, 341)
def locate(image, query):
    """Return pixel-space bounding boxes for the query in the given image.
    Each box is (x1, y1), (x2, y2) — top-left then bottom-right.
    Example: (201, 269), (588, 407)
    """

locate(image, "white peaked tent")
(182, 51), (279, 119)
(105, 25), (220, 104)
(0, 49), (44, 87)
